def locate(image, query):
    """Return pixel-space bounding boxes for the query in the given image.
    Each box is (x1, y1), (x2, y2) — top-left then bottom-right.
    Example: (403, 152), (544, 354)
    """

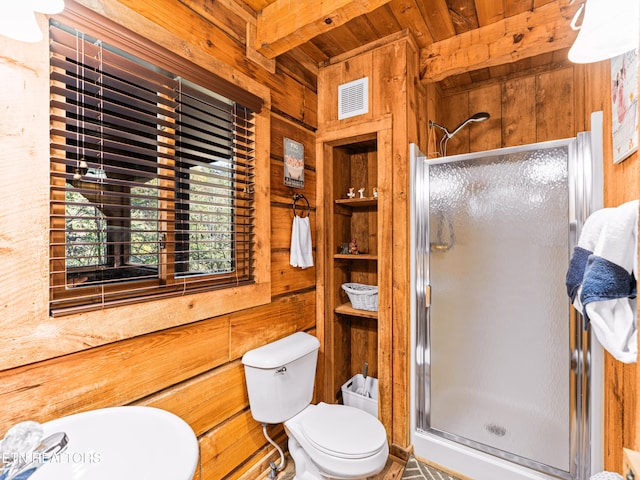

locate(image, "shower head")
(428, 111), (491, 156)
(429, 112), (491, 139)
(449, 112), (490, 138)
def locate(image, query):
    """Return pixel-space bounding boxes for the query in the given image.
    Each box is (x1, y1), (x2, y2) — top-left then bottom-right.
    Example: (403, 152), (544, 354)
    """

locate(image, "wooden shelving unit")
(316, 32), (421, 449)
(332, 193), (380, 322)
(318, 128), (392, 423)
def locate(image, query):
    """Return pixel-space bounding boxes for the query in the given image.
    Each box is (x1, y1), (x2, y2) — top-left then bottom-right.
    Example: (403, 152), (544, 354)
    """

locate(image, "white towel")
(566, 207), (613, 314)
(579, 208), (614, 251)
(582, 200), (638, 363)
(290, 215), (313, 269)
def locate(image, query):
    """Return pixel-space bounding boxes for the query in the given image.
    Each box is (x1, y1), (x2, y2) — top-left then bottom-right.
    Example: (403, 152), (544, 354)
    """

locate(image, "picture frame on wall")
(611, 48), (638, 164)
(284, 137), (304, 188)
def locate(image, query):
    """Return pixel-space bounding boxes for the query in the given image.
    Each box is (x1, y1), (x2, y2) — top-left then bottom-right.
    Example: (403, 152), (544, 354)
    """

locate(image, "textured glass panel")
(429, 147), (570, 471)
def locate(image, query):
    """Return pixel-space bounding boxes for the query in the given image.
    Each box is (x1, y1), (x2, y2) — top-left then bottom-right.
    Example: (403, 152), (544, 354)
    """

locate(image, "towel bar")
(293, 193), (310, 218)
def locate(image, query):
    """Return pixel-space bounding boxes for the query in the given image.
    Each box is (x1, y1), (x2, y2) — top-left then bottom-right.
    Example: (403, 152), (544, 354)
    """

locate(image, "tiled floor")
(401, 456), (463, 480)
(271, 454), (462, 480)
(274, 454), (404, 479)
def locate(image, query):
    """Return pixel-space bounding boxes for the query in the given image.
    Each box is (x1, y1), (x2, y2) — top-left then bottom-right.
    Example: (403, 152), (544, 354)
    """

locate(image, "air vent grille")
(338, 77), (369, 120)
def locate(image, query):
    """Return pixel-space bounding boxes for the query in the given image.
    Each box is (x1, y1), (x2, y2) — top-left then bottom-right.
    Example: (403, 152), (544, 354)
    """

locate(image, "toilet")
(242, 332), (389, 480)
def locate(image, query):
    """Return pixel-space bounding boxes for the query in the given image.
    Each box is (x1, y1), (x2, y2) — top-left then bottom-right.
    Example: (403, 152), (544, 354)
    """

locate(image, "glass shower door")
(424, 143), (574, 476)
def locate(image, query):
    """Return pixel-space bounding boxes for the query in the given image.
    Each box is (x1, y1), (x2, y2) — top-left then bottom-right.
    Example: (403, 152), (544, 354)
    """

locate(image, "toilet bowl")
(242, 332), (389, 480)
(284, 402), (389, 479)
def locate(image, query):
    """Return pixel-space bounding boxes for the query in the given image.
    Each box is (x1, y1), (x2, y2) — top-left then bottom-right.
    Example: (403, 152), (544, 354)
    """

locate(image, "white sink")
(29, 406), (198, 480)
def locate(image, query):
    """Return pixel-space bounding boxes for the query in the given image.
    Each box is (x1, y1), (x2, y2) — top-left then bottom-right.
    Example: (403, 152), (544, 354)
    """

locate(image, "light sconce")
(568, 0), (639, 63)
(0, 0), (64, 43)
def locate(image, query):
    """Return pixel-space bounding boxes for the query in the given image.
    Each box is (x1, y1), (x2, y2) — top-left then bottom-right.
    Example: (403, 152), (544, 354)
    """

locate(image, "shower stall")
(410, 113), (604, 480)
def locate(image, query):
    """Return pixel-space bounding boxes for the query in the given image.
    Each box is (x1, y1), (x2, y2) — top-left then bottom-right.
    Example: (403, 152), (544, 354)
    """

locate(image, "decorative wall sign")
(284, 137), (304, 188)
(611, 49), (638, 164)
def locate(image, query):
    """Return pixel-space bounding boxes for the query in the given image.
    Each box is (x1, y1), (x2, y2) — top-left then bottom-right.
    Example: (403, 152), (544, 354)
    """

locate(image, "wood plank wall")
(0, 1), (318, 479)
(1, 2), (636, 477)
(434, 64), (584, 156)
(433, 59), (640, 474)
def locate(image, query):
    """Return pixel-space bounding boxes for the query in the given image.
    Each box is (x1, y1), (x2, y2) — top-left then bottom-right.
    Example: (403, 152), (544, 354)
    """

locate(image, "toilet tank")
(242, 332), (321, 424)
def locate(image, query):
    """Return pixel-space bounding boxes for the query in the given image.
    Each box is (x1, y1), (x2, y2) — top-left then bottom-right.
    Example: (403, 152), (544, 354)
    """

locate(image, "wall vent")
(338, 77), (369, 120)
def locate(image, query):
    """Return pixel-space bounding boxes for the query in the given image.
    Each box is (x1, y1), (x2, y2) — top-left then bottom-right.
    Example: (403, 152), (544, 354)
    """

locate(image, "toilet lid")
(300, 403), (386, 459)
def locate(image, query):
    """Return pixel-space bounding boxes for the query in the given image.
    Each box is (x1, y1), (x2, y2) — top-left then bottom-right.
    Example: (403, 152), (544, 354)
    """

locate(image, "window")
(49, 18), (261, 314)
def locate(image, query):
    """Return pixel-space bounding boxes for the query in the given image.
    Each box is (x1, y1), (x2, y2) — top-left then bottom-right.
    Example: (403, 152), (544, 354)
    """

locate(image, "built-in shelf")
(334, 253), (378, 260)
(334, 302), (378, 319)
(334, 197), (378, 207)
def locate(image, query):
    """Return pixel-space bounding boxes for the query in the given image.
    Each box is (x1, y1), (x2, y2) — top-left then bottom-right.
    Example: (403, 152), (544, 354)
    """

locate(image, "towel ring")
(293, 193), (310, 218)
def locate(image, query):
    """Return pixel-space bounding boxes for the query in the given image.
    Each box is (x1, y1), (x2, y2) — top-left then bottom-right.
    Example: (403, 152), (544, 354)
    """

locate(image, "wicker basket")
(341, 283), (378, 311)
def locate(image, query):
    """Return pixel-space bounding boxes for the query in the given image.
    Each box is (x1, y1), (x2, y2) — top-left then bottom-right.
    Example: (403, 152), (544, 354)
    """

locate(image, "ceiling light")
(0, 3), (42, 43)
(569, 0), (639, 63)
(32, 0), (65, 14)
(0, 0), (64, 43)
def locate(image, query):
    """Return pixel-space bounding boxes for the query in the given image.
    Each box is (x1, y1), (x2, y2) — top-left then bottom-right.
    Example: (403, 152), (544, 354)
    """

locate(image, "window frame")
(48, 2), (271, 317)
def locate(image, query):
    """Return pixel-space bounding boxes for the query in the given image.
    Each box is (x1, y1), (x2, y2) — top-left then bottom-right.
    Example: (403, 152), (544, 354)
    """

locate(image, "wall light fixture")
(0, 0), (64, 43)
(569, 0), (639, 63)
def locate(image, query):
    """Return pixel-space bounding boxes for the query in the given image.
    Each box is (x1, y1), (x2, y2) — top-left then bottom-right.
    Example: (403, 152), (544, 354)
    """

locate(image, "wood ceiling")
(240, 0), (581, 91)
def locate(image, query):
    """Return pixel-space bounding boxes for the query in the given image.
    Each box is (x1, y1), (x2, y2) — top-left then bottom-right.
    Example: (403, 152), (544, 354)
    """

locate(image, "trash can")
(341, 374), (378, 418)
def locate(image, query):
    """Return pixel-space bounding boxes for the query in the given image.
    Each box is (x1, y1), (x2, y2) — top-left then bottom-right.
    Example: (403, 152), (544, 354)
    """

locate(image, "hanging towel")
(566, 207), (614, 306)
(290, 215), (314, 269)
(579, 200), (638, 363)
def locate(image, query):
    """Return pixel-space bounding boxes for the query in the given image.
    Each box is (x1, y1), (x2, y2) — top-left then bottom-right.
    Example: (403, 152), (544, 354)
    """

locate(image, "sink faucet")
(0, 422), (68, 480)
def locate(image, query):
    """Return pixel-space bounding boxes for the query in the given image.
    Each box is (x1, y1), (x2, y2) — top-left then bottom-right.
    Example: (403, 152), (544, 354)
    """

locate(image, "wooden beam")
(420, 0), (580, 82)
(255, 0), (393, 59)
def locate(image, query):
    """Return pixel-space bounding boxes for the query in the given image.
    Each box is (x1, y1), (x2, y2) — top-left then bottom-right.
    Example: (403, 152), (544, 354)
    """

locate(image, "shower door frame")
(410, 131), (603, 480)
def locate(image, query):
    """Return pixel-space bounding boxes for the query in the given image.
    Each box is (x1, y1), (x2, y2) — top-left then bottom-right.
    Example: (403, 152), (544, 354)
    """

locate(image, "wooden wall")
(0, 1), (317, 479)
(431, 59), (640, 474)
(433, 63), (586, 156)
(1, 1), (637, 477)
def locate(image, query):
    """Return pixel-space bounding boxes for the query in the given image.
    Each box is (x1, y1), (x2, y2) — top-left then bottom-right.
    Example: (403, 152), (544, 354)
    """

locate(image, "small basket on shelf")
(341, 283), (378, 312)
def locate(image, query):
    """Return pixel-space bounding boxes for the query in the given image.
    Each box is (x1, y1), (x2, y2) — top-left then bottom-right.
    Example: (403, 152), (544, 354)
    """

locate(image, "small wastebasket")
(341, 374), (378, 418)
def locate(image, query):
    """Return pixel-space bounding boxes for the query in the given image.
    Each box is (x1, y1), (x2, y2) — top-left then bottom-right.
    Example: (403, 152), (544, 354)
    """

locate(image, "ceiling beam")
(420, 0), (580, 82)
(255, 0), (393, 59)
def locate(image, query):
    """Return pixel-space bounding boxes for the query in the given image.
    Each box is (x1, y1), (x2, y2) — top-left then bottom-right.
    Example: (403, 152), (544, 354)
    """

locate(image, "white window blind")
(49, 21), (256, 315)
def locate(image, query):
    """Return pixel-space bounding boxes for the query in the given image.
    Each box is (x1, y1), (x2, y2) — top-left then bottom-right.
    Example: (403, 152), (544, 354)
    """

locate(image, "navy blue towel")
(580, 255), (637, 327)
(566, 246), (592, 301)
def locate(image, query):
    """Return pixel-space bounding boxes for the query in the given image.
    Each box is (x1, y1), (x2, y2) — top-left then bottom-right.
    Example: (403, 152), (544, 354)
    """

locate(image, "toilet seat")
(299, 403), (387, 459)
(285, 403), (389, 479)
